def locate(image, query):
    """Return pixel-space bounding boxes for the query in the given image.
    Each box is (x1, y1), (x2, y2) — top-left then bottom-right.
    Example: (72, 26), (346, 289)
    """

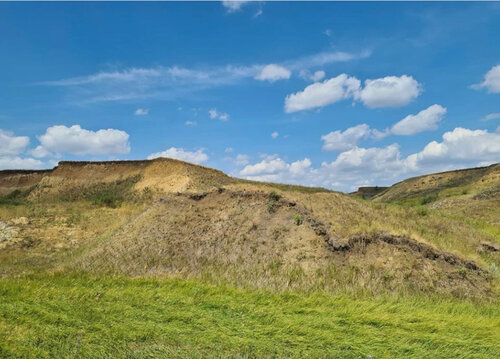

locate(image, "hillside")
(0, 158), (499, 357)
(0, 158), (235, 199)
(372, 163), (500, 203)
(0, 158), (498, 297)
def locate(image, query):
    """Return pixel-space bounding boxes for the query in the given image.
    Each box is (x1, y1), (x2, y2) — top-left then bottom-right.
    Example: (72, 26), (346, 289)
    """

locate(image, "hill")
(372, 163), (500, 203)
(1, 158), (498, 297)
(0, 158), (499, 357)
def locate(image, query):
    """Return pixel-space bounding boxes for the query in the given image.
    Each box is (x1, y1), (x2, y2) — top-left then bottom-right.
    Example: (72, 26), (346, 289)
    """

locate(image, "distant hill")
(372, 163), (500, 203)
(350, 186), (389, 200)
(0, 158), (235, 200)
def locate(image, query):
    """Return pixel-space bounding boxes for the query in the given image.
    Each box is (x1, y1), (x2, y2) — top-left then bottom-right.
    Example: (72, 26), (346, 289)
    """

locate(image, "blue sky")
(1, 1), (499, 191)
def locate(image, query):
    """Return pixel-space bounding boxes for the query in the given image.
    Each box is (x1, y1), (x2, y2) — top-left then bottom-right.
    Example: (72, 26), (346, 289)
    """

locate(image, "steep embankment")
(0, 158), (235, 199)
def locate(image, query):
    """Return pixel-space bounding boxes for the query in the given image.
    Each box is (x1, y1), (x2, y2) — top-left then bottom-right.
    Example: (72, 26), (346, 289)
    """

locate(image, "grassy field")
(0, 274), (499, 359)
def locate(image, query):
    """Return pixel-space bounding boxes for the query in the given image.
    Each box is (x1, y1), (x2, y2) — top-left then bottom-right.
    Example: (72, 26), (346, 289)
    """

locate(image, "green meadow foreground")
(0, 159), (499, 357)
(1, 275), (499, 358)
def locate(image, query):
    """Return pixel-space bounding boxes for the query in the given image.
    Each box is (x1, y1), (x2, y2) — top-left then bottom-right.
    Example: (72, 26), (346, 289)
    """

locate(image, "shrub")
(88, 190), (124, 208)
(420, 194), (438, 205)
(267, 191), (281, 213)
(0, 189), (27, 205)
(268, 191), (281, 201)
(293, 214), (303, 226)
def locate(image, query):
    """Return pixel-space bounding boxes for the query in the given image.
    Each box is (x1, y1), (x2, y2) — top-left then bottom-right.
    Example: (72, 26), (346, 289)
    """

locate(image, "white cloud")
(285, 74), (421, 113)
(147, 147), (208, 164)
(240, 157), (313, 183)
(185, 121), (197, 126)
(0, 156), (45, 170)
(30, 145), (55, 158)
(0, 129), (30, 156)
(406, 127), (500, 170)
(321, 124), (376, 151)
(359, 75), (422, 108)
(481, 112), (500, 121)
(134, 108), (149, 116)
(271, 131), (279, 139)
(255, 64), (291, 82)
(472, 65), (500, 93)
(209, 108), (229, 121)
(391, 104), (446, 135)
(320, 105), (446, 153)
(324, 29), (332, 37)
(235, 154), (249, 166)
(221, 1), (251, 12)
(289, 50), (370, 70)
(284, 74), (360, 113)
(299, 70), (325, 82)
(224, 147), (234, 153)
(209, 109), (218, 119)
(323, 144), (405, 178)
(310, 70), (326, 82)
(43, 50), (370, 104)
(238, 126), (500, 192)
(37, 125), (130, 156)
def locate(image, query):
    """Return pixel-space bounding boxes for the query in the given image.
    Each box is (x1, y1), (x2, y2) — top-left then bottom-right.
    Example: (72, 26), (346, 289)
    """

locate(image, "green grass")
(0, 189), (31, 206)
(0, 274), (499, 358)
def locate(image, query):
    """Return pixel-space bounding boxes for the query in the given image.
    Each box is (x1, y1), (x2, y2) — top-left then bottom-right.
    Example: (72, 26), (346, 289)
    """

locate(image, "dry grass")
(0, 159), (499, 300)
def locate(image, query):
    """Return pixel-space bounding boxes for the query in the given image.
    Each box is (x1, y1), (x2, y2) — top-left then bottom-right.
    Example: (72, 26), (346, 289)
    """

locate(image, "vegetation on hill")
(0, 159), (499, 357)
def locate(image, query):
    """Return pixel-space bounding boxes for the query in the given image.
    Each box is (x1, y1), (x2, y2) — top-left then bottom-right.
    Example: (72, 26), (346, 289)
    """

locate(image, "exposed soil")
(327, 231), (491, 297)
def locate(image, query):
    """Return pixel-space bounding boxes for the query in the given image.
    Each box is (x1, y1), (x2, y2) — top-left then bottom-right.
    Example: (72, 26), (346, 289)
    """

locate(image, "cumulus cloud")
(0, 129), (30, 156)
(391, 104), (447, 135)
(185, 121), (197, 126)
(323, 144), (405, 179)
(134, 108), (149, 116)
(30, 145), (54, 158)
(406, 127), (500, 170)
(284, 74), (360, 113)
(239, 146), (407, 191)
(147, 147), (208, 164)
(320, 105), (446, 152)
(0, 128), (49, 170)
(37, 125), (130, 156)
(321, 124), (384, 151)
(359, 75), (422, 108)
(240, 156), (313, 183)
(209, 109), (229, 121)
(239, 126), (500, 192)
(472, 65), (500, 93)
(0, 156), (45, 170)
(255, 64), (291, 82)
(271, 131), (279, 139)
(284, 74), (421, 113)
